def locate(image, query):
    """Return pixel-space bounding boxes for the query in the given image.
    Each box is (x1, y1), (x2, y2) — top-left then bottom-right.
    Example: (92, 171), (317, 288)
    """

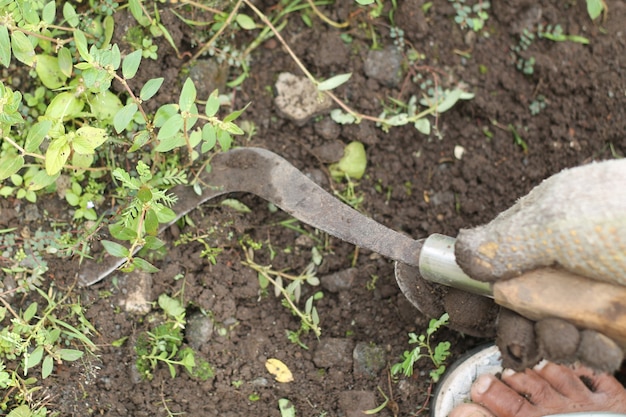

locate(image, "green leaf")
(57, 47), (73, 78)
(114, 102), (138, 133)
(179, 78), (197, 113)
(122, 49), (142, 79)
(144, 236), (165, 250)
(133, 257), (159, 273)
(42, 1), (56, 24)
(0, 25), (10, 68)
(140, 77), (164, 101)
(35, 55), (67, 89)
(205, 90), (220, 117)
(42, 355), (54, 379)
(217, 130), (232, 151)
(11, 32), (36, 67)
(45, 91), (84, 120)
(45, 136), (71, 175)
(278, 398), (296, 417)
(58, 349), (84, 361)
(23, 302), (38, 322)
(144, 208), (158, 235)
(24, 346), (44, 375)
(587, 0), (604, 19)
(221, 198), (251, 213)
(414, 118), (431, 135)
(154, 133), (185, 152)
(109, 223), (137, 240)
(7, 405), (33, 417)
(317, 72), (352, 91)
(201, 123), (216, 153)
(330, 109), (357, 125)
(73, 29), (90, 61)
(129, 0), (151, 26)
(330, 141), (367, 180)
(0, 154), (24, 180)
(72, 126), (108, 154)
(27, 169), (58, 191)
(158, 294), (185, 318)
(101, 240), (130, 258)
(236, 13), (256, 30)
(157, 113), (184, 140)
(63, 2), (79, 27)
(223, 103), (249, 123)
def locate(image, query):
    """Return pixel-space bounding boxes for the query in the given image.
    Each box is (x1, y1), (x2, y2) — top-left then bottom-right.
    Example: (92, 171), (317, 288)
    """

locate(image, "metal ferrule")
(418, 234), (493, 297)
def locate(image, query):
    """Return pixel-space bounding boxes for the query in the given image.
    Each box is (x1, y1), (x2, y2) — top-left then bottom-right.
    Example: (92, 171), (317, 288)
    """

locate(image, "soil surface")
(3, 0), (626, 415)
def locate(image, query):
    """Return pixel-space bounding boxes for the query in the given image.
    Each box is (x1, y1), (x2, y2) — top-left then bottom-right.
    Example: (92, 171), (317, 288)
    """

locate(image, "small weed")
(529, 95), (547, 115)
(450, 0), (490, 32)
(134, 294), (214, 381)
(242, 244), (323, 349)
(391, 313), (451, 383)
(0, 285), (97, 412)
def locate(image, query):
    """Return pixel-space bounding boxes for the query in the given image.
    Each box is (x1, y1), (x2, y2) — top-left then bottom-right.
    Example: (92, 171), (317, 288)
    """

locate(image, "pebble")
(320, 268), (358, 293)
(338, 390), (377, 417)
(187, 59), (229, 98)
(185, 311), (214, 350)
(118, 270), (153, 314)
(364, 47), (403, 87)
(352, 342), (387, 378)
(274, 72), (333, 125)
(313, 338), (354, 369)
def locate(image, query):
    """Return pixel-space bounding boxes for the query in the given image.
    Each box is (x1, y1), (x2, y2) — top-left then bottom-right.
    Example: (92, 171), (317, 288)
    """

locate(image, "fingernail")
(502, 368), (516, 377)
(533, 359), (548, 371)
(474, 374), (492, 395)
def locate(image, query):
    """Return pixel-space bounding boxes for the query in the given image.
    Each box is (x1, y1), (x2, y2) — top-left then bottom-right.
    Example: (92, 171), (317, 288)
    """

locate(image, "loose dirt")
(3, 0), (626, 415)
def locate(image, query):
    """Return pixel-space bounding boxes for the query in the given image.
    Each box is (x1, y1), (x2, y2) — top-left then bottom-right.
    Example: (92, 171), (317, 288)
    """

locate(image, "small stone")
(187, 60), (230, 98)
(338, 390), (377, 417)
(274, 72), (333, 125)
(313, 338), (354, 369)
(364, 47), (403, 87)
(312, 140), (345, 163)
(353, 342), (387, 377)
(185, 312), (214, 350)
(23, 204), (40, 222)
(320, 268), (359, 292)
(118, 270), (153, 314)
(314, 118), (341, 140)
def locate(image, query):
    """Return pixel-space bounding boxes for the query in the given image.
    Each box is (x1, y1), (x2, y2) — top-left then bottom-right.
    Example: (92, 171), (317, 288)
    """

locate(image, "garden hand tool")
(78, 147), (626, 351)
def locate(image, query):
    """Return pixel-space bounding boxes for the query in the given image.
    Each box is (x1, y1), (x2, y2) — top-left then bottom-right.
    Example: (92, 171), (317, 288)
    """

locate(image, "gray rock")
(320, 268), (358, 293)
(314, 118), (341, 140)
(364, 47), (403, 87)
(274, 72), (333, 125)
(185, 312), (214, 350)
(187, 60), (229, 98)
(353, 342), (387, 377)
(338, 390), (378, 417)
(118, 270), (153, 314)
(313, 338), (354, 369)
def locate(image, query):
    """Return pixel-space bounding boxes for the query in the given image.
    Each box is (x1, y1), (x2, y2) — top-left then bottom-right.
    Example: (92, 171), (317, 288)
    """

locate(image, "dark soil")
(3, 0), (626, 415)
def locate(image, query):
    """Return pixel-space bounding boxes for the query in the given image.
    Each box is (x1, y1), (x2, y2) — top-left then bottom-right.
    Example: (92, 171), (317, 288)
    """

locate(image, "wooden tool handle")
(493, 268), (626, 349)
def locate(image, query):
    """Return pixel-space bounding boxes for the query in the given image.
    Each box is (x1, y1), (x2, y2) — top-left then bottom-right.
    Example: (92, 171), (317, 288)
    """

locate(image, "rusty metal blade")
(78, 147), (423, 286)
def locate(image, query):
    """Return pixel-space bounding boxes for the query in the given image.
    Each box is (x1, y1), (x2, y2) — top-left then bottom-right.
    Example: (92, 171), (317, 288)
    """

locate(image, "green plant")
(0, 285), (97, 412)
(586, 0), (606, 20)
(134, 293), (214, 381)
(391, 313), (451, 382)
(450, 0), (490, 32)
(242, 243), (323, 349)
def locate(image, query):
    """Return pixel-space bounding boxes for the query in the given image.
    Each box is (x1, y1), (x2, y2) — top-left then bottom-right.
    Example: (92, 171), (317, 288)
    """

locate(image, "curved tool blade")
(78, 147), (423, 286)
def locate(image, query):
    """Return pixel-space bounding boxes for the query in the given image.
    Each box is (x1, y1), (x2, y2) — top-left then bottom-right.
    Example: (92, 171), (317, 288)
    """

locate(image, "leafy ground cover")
(0, 0), (625, 415)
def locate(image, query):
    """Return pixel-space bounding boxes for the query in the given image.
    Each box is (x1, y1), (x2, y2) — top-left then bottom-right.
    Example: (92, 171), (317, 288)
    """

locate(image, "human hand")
(454, 159), (626, 372)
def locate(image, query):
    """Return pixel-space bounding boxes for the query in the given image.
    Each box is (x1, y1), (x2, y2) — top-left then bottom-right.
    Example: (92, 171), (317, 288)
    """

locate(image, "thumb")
(455, 159), (626, 284)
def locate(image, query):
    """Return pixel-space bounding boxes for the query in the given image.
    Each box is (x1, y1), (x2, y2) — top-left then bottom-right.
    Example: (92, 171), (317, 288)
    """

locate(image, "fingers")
(497, 311), (624, 373)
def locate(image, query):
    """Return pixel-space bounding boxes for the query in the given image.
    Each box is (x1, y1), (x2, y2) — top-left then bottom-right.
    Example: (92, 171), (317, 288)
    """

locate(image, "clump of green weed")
(134, 294), (213, 381)
(391, 313), (451, 382)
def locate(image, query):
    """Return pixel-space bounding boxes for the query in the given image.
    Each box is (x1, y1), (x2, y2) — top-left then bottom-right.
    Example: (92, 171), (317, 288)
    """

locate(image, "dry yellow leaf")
(265, 358), (294, 383)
